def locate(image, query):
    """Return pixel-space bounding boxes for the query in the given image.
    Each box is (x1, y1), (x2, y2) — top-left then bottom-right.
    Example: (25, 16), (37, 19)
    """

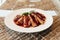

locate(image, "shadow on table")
(5, 25), (52, 40)
(28, 26), (52, 40)
(18, 26), (52, 40)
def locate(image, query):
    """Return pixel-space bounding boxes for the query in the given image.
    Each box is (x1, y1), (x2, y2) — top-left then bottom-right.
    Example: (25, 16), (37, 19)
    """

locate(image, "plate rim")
(4, 8), (53, 33)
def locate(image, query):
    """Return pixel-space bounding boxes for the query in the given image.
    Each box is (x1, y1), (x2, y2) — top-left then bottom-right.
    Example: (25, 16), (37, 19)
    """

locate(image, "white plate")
(4, 8), (53, 33)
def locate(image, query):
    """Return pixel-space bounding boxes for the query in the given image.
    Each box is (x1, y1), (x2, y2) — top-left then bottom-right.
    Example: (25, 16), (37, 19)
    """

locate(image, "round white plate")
(4, 8), (53, 33)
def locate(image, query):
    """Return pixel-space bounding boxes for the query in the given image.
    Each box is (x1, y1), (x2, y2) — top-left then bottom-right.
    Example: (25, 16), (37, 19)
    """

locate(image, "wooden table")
(0, 0), (60, 40)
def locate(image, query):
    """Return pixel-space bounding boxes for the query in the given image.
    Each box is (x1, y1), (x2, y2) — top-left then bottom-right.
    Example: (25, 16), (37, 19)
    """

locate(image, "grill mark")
(14, 15), (21, 22)
(28, 14), (37, 27)
(23, 15), (30, 27)
(34, 12), (46, 21)
(37, 14), (46, 21)
(36, 12), (45, 18)
(28, 19), (32, 27)
(31, 14), (40, 25)
(30, 14), (38, 24)
(15, 16), (23, 26)
(31, 13), (44, 24)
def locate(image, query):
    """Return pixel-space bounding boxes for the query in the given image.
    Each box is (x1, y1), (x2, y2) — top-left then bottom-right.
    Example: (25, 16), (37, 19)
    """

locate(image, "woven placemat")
(0, 16), (60, 40)
(0, 0), (60, 40)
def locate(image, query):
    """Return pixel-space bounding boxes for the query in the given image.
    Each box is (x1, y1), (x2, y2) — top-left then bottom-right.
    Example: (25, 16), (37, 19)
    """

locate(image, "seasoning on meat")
(14, 11), (46, 28)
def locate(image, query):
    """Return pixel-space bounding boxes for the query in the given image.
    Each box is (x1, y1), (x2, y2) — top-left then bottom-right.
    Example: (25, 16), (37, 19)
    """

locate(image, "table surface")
(0, 0), (60, 40)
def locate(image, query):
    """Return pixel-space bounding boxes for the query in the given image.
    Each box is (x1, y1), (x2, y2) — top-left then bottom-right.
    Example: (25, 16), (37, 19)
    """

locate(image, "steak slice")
(28, 14), (37, 27)
(31, 13), (44, 24)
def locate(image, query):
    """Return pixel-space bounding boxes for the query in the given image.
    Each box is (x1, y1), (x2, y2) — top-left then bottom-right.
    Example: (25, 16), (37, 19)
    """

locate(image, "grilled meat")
(23, 15), (30, 27)
(14, 11), (46, 28)
(28, 14), (37, 27)
(31, 13), (44, 24)
(14, 15), (21, 22)
(15, 16), (23, 26)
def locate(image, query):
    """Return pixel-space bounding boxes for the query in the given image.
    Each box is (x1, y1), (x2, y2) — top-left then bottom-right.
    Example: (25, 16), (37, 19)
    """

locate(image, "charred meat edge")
(30, 14), (40, 25)
(15, 16), (23, 25)
(28, 14), (37, 27)
(23, 15), (30, 27)
(36, 12), (46, 21)
(31, 13), (44, 24)
(14, 15), (21, 22)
